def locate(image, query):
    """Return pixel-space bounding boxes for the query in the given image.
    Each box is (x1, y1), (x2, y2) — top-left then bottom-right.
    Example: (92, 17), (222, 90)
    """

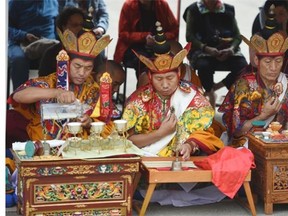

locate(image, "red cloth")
(113, 0), (179, 63)
(6, 109), (30, 149)
(194, 146), (256, 198)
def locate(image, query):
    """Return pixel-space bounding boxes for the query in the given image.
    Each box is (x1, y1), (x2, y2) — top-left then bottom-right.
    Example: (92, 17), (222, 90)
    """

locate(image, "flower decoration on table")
(267, 121), (282, 135)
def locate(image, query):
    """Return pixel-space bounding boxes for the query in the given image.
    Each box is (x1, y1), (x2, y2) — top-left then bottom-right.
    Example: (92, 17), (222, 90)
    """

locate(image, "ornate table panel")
(12, 152), (141, 216)
(247, 134), (288, 215)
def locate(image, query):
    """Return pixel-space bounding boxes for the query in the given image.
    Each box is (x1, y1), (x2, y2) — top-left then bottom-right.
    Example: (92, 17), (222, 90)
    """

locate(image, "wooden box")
(12, 152), (141, 216)
(247, 134), (288, 214)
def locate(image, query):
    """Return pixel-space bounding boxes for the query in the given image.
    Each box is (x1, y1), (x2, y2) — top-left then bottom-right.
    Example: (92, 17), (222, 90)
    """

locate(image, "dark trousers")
(195, 56), (248, 92)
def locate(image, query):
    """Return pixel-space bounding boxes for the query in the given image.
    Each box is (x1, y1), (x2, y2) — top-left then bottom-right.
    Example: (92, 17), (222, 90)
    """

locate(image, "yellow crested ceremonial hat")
(57, 28), (112, 60)
(133, 21), (191, 74)
(241, 5), (288, 56)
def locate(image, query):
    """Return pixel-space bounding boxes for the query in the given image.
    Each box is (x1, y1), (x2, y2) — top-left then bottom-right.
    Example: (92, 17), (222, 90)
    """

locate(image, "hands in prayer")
(261, 96), (282, 119)
(158, 112), (177, 137)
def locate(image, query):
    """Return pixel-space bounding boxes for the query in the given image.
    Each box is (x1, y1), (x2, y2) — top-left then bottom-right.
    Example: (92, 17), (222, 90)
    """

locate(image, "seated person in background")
(252, 0), (287, 36)
(218, 6), (288, 147)
(8, 0), (58, 90)
(58, 0), (109, 38)
(94, 60), (126, 96)
(113, 0), (179, 82)
(183, 0), (248, 107)
(6, 28), (112, 149)
(252, 0), (288, 74)
(93, 60), (126, 119)
(38, 6), (103, 76)
(122, 23), (225, 206)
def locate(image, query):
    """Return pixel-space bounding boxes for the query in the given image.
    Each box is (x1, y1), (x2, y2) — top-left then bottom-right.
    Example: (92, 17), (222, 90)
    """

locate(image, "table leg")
(139, 183), (157, 216)
(243, 181), (257, 216)
(264, 202), (273, 215)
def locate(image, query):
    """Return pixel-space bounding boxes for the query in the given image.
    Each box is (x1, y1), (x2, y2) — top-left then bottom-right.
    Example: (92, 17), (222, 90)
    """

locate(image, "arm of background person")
(118, 2), (154, 44)
(93, 0), (109, 34)
(230, 15), (242, 51)
(184, 8), (203, 50)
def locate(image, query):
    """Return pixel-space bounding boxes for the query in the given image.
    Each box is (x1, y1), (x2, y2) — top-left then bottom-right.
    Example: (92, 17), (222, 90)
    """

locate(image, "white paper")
(12, 140), (65, 151)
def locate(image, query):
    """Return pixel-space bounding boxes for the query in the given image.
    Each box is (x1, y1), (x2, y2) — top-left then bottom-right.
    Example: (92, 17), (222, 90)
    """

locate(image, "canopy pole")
(176, 0), (181, 41)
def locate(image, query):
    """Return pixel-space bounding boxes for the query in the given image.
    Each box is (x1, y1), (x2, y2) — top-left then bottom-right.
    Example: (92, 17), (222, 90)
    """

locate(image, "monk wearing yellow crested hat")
(122, 21), (225, 206)
(122, 21), (224, 159)
(219, 5), (288, 147)
(6, 28), (111, 148)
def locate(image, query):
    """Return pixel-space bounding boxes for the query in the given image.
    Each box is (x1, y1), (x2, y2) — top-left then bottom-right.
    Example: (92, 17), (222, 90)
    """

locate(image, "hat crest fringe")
(241, 4), (287, 56)
(56, 28), (111, 59)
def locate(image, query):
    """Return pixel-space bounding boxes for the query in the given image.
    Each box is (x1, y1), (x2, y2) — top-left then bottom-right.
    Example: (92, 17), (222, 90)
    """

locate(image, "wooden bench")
(133, 157), (256, 216)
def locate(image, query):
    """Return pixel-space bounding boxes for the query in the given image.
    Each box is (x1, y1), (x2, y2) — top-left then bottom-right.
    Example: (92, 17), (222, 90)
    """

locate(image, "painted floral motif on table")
(33, 208), (124, 216)
(96, 164), (124, 173)
(35, 181), (124, 203)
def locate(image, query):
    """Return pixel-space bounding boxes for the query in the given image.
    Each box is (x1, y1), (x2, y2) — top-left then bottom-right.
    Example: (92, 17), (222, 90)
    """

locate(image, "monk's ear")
(253, 55), (259, 66)
(148, 71), (152, 81)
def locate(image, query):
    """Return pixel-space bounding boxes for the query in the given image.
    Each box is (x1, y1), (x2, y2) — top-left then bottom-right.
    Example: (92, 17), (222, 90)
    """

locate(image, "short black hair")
(56, 7), (85, 31)
(95, 60), (125, 75)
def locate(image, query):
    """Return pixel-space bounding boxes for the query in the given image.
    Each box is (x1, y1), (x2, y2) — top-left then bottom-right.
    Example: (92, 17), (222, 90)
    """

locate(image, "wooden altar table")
(12, 151), (141, 216)
(133, 157), (256, 216)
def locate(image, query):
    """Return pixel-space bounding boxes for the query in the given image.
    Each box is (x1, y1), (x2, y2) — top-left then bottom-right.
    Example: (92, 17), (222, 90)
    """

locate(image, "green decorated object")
(25, 140), (44, 157)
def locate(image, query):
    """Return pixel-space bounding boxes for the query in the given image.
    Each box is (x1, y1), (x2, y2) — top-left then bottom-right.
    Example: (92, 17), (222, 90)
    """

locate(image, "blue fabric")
(6, 194), (15, 208)
(6, 149), (13, 160)
(8, 0), (58, 45)
(133, 189), (144, 201)
(5, 193), (17, 208)
(8, 0), (58, 90)
(8, 44), (30, 90)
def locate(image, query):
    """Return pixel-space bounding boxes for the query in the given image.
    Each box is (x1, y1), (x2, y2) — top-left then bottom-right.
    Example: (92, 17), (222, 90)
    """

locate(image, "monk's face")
(151, 71), (179, 98)
(70, 58), (93, 85)
(254, 55), (283, 84)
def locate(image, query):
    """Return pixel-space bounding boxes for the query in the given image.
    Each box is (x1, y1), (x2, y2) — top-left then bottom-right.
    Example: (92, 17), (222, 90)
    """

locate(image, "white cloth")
(141, 87), (196, 155)
(12, 140), (65, 151)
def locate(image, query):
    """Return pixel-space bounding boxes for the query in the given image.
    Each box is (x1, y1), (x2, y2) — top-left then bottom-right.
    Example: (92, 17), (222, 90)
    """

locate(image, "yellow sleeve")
(189, 128), (224, 152)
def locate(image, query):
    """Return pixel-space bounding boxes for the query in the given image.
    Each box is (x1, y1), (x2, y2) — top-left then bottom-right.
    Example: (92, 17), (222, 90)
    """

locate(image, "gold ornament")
(133, 43), (190, 73)
(57, 28), (111, 58)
